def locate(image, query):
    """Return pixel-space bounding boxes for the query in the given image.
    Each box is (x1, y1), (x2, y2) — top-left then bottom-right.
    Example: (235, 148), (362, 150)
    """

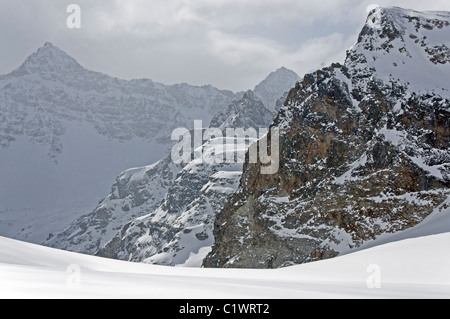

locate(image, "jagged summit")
(366, 6), (450, 27)
(361, 6), (450, 43)
(11, 42), (83, 77)
(242, 89), (259, 100)
(254, 67), (301, 111)
(204, 7), (450, 269)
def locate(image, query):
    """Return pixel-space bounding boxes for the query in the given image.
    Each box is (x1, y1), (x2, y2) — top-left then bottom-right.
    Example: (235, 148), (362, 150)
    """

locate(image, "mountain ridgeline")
(3, 6), (449, 270)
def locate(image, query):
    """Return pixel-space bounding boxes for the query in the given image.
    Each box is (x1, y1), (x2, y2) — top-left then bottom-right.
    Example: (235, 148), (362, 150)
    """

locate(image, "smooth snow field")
(0, 230), (449, 299)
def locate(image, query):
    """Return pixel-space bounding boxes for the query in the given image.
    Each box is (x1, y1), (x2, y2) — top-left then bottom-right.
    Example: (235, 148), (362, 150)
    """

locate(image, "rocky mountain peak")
(11, 42), (83, 77)
(242, 89), (258, 100)
(209, 89), (274, 132)
(347, 7), (450, 97)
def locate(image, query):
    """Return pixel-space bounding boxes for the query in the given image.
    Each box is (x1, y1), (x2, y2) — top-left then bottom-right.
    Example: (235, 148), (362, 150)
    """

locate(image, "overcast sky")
(1, 0), (450, 91)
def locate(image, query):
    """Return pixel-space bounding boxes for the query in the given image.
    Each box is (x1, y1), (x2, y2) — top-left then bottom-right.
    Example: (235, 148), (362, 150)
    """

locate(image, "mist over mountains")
(0, 43), (300, 245)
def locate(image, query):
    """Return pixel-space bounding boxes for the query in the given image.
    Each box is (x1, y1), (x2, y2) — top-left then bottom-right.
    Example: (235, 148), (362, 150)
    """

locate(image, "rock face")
(203, 7), (450, 269)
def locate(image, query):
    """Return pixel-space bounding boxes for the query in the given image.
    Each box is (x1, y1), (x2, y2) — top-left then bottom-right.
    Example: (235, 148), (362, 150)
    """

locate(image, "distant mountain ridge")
(0, 42), (300, 156)
(45, 79), (294, 267)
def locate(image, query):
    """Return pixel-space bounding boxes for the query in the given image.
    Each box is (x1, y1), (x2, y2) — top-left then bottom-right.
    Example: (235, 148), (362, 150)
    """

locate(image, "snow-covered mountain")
(210, 90), (275, 131)
(44, 156), (182, 255)
(46, 89), (279, 267)
(1, 203), (449, 298)
(204, 7), (450, 268)
(94, 137), (246, 267)
(0, 42), (239, 152)
(253, 67), (301, 112)
(0, 42), (299, 244)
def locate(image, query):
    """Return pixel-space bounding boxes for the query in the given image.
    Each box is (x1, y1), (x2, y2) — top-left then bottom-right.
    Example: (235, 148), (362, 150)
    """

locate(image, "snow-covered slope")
(254, 67), (301, 111)
(1, 220), (449, 298)
(0, 42), (299, 244)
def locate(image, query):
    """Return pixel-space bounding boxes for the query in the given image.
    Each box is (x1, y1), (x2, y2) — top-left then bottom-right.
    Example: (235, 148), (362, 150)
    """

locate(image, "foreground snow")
(1, 229), (449, 299)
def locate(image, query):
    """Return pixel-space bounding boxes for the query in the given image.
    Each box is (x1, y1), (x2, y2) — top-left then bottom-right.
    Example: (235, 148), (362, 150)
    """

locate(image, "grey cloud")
(1, 0), (450, 91)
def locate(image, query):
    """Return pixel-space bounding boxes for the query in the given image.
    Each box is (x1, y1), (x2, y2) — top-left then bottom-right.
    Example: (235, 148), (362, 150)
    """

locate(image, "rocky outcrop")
(203, 7), (450, 269)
